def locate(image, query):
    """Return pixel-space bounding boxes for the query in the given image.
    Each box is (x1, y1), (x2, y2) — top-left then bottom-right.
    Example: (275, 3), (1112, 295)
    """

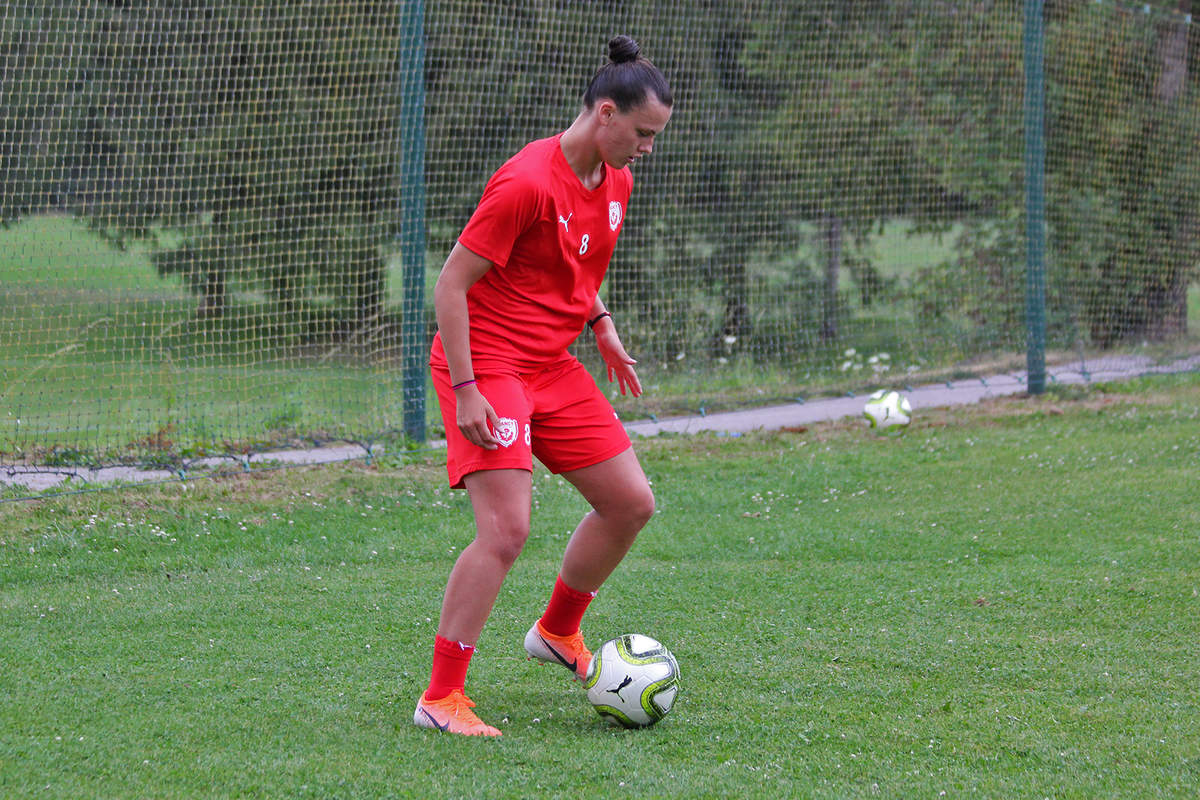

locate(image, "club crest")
(609, 201), (623, 231)
(494, 417), (518, 448)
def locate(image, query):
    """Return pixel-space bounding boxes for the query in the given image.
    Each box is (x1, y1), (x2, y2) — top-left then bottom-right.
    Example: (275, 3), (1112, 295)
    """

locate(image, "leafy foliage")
(3, 1), (402, 337)
(1, 0), (1196, 356)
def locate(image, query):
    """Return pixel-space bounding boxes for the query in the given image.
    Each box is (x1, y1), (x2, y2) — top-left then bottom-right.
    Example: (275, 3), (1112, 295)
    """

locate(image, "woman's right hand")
(454, 383), (500, 450)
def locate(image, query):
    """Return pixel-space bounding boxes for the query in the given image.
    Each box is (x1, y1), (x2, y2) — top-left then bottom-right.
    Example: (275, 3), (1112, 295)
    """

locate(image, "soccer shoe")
(523, 621), (592, 680)
(413, 690), (502, 737)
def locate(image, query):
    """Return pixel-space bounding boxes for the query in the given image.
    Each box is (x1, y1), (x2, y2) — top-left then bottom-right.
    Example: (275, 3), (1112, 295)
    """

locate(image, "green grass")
(0, 214), (173, 293)
(0, 215), (430, 458)
(2, 374), (1198, 798)
(863, 219), (962, 280)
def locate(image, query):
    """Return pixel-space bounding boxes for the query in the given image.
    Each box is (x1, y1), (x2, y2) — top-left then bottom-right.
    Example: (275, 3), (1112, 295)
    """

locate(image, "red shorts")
(432, 355), (631, 489)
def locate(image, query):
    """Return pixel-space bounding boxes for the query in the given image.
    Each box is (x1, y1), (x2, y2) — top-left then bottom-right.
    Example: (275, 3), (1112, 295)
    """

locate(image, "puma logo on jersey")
(558, 212), (573, 232)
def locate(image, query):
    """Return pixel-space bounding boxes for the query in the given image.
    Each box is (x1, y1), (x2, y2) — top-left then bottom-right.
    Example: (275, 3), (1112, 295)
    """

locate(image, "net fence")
(2, 0), (1197, 489)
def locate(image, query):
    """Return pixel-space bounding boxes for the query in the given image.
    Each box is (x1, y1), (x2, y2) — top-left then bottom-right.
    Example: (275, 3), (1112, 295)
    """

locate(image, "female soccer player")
(413, 35), (673, 736)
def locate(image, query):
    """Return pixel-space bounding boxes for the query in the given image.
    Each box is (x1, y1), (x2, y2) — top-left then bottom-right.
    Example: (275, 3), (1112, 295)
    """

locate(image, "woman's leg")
(557, 446), (655, 593)
(436, 468), (533, 645)
(523, 447), (654, 677)
(416, 467), (531, 735)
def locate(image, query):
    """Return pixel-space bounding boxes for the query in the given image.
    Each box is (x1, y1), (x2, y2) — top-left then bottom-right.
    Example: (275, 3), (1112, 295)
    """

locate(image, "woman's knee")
(474, 512), (530, 567)
(627, 484), (656, 527)
(601, 482), (655, 530)
(464, 469), (532, 568)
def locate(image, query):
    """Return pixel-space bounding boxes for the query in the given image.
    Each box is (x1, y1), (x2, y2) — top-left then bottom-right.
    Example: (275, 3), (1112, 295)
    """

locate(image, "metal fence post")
(1024, 0), (1048, 395)
(400, 0), (427, 440)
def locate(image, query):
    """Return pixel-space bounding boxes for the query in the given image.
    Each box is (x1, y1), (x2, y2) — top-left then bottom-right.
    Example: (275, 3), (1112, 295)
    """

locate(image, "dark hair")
(583, 35), (673, 112)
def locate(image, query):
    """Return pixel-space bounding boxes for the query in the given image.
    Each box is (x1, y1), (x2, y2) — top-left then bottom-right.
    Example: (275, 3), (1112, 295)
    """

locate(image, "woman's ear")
(595, 99), (618, 125)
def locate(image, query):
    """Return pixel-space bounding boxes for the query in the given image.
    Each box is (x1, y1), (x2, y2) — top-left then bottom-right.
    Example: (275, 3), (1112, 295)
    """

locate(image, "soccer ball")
(863, 389), (912, 435)
(584, 634), (680, 728)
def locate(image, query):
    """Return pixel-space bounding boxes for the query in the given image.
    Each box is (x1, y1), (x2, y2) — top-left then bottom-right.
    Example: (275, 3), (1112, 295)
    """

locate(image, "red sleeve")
(457, 167), (544, 268)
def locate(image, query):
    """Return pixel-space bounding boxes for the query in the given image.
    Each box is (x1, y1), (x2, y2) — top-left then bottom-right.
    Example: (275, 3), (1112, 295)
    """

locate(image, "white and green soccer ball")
(863, 389), (912, 435)
(584, 634), (680, 728)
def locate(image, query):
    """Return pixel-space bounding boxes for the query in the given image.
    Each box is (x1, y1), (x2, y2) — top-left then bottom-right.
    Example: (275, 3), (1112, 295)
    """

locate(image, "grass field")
(2, 374), (1198, 798)
(0, 215), (416, 459)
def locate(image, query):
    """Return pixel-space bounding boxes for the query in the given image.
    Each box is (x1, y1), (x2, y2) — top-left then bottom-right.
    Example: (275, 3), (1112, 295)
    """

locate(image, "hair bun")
(608, 35), (640, 64)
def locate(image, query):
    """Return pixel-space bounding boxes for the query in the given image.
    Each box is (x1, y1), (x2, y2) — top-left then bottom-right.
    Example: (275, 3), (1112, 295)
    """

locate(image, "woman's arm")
(433, 243), (502, 449)
(587, 297), (642, 398)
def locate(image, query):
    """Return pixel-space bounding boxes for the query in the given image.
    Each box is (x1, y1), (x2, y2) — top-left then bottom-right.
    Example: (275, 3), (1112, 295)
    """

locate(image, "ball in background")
(584, 634), (680, 728)
(863, 389), (912, 435)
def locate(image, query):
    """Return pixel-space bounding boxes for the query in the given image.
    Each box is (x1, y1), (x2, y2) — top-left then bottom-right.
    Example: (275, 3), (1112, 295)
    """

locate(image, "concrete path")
(2, 444), (376, 494)
(625, 353), (1200, 437)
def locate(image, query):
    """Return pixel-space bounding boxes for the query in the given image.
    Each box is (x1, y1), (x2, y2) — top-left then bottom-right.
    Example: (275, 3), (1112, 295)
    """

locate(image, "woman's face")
(596, 96), (673, 169)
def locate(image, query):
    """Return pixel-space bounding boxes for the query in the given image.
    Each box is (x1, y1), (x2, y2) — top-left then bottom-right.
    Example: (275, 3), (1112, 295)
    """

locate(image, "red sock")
(423, 635), (475, 702)
(539, 575), (597, 636)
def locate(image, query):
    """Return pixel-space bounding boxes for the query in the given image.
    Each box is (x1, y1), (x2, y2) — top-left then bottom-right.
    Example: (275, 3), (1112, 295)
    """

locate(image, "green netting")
(1, 0), (1197, 477)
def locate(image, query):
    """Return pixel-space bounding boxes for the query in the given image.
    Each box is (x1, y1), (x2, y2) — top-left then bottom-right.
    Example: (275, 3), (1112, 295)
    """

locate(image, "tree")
(1, 2), (86, 223)
(5, 1), (403, 340)
(1048, 0), (1199, 346)
(737, 2), (1001, 346)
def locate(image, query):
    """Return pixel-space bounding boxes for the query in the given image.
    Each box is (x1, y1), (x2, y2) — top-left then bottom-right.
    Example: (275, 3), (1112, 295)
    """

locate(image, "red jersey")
(431, 134), (633, 372)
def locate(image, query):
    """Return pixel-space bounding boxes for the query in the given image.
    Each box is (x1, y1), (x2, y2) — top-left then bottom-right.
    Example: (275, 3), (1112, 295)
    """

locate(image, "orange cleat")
(523, 621), (592, 680)
(413, 690), (502, 737)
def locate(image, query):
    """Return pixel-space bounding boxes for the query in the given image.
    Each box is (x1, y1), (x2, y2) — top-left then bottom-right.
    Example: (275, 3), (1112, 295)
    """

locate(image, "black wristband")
(588, 311), (613, 329)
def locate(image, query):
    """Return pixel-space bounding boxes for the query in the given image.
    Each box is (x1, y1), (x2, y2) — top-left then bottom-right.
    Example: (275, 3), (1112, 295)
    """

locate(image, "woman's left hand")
(594, 322), (642, 397)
